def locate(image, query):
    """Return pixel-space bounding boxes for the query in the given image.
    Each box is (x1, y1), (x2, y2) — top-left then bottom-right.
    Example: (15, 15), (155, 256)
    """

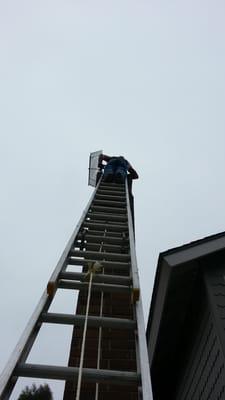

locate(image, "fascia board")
(163, 235), (225, 268)
(147, 259), (171, 365)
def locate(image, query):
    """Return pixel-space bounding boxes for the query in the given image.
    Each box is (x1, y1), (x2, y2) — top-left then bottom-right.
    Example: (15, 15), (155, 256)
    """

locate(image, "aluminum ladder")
(0, 178), (153, 400)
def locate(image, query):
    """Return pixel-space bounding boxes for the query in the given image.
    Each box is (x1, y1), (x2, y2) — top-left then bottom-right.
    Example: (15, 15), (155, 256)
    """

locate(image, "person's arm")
(98, 154), (111, 166)
(128, 164), (139, 179)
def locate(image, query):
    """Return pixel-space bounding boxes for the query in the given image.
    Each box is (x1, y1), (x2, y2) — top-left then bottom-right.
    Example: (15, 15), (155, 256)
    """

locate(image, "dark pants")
(103, 158), (128, 183)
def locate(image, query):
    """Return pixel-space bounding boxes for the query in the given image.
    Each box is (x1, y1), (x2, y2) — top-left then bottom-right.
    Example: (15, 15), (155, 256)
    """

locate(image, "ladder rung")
(100, 182), (125, 187)
(85, 220), (127, 228)
(87, 212), (127, 222)
(80, 243), (125, 253)
(41, 313), (136, 329)
(70, 249), (130, 262)
(97, 190), (125, 196)
(93, 200), (126, 207)
(97, 185), (125, 191)
(58, 280), (131, 293)
(83, 222), (128, 232)
(99, 183), (125, 191)
(79, 230), (125, 238)
(95, 194), (125, 201)
(76, 239), (123, 248)
(77, 234), (128, 245)
(68, 258), (130, 270)
(60, 271), (131, 285)
(91, 205), (127, 214)
(16, 363), (140, 385)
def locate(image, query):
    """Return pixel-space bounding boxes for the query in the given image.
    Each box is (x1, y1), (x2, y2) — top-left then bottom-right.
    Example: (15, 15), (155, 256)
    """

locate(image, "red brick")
(98, 391), (138, 400)
(101, 349), (136, 360)
(109, 359), (137, 371)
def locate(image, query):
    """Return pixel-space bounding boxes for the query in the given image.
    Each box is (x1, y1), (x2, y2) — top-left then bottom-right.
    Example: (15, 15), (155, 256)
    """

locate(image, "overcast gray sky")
(1, 0), (225, 398)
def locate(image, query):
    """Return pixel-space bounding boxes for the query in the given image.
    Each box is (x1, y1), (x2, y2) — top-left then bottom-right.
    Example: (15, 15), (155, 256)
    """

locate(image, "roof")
(146, 231), (225, 399)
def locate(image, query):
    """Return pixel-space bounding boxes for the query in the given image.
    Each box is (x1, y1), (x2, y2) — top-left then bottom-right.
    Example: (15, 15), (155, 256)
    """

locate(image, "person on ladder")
(98, 154), (139, 184)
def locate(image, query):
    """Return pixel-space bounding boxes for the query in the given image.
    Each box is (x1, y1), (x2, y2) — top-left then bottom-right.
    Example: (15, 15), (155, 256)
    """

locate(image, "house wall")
(176, 265), (225, 400)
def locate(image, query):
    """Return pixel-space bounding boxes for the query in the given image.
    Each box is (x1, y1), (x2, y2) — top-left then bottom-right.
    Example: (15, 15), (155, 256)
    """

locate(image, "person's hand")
(129, 167), (139, 179)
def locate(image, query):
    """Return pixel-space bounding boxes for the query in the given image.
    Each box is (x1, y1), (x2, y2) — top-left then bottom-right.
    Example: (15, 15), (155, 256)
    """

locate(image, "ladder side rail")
(0, 292), (51, 400)
(125, 180), (153, 400)
(125, 180), (140, 297)
(0, 180), (101, 399)
(47, 179), (101, 295)
(135, 298), (153, 400)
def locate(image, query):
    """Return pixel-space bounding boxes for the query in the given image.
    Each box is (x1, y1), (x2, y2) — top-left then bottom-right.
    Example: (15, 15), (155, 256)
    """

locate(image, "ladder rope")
(95, 232), (106, 400)
(75, 261), (102, 400)
(95, 289), (104, 400)
(75, 270), (93, 400)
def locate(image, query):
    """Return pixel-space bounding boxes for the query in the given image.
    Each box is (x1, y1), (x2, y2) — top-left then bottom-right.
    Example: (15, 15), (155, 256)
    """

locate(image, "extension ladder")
(0, 177), (153, 400)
